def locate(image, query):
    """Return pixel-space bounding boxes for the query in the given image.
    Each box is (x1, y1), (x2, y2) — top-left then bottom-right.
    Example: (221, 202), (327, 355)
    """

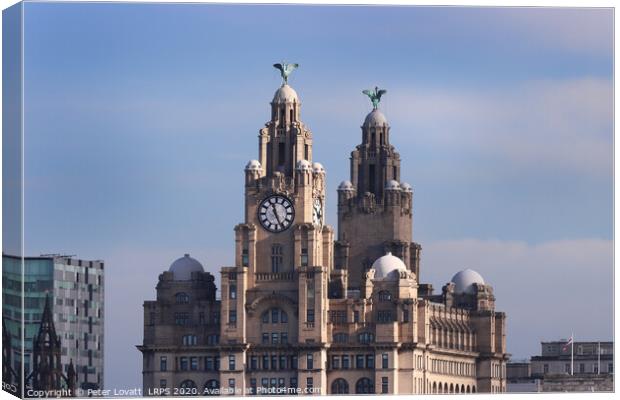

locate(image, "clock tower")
(219, 64), (334, 394)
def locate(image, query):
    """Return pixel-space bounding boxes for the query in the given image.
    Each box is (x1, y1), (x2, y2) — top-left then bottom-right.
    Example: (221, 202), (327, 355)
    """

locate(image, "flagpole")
(571, 332), (574, 376)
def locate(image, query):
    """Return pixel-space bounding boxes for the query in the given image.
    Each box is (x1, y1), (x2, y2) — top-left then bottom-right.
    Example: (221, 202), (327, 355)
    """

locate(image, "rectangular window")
(160, 356), (167, 371)
(229, 379), (235, 391)
(229, 355), (235, 371)
(367, 354), (375, 369)
(291, 356), (298, 370)
(271, 245), (283, 273)
(382, 353), (388, 369)
(580, 363), (585, 373)
(270, 378), (277, 388)
(281, 332), (288, 344)
(382, 377), (388, 394)
(290, 377), (298, 388)
(272, 308), (279, 323)
(271, 355), (277, 370)
(250, 379), (257, 395)
(304, 144), (309, 160)
(215, 356), (220, 371)
(271, 332), (279, 344)
(180, 357), (188, 371)
(190, 357), (198, 371)
(342, 355), (350, 369)
(356, 355), (365, 369)
(229, 310), (237, 324)
(242, 249), (249, 267)
(307, 309), (315, 323)
(306, 377), (313, 390)
(160, 379), (167, 389)
(353, 311), (360, 323)
(205, 357), (214, 371)
(261, 378), (268, 388)
(307, 353), (314, 370)
(250, 356), (258, 370)
(403, 309), (409, 323)
(565, 363), (571, 374)
(262, 355), (269, 370)
(301, 248), (308, 267)
(229, 284), (236, 299)
(332, 356), (340, 370)
(278, 378), (285, 388)
(279, 356), (286, 370)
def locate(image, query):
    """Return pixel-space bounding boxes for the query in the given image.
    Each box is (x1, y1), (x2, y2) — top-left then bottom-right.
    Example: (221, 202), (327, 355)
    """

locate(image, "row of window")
(331, 377), (379, 394)
(179, 334), (219, 346)
(173, 312), (220, 326)
(330, 354), (382, 370)
(261, 332), (289, 345)
(161, 356), (221, 372)
(430, 359), (475, 377)
(248, 355), (298, 371)
(543, 362), (613, 374)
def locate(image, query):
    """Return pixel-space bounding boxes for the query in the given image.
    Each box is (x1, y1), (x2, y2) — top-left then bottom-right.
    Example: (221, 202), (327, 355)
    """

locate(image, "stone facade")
(138, 74), (509, 395)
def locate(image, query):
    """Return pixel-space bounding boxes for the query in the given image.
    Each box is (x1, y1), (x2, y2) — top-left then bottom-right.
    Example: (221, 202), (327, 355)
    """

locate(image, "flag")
(562, 336), (573, 352)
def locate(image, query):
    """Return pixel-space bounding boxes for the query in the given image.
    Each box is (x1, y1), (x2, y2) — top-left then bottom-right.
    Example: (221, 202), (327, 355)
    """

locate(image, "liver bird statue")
(273, 62), (299, 85)
(363, 86), (387, 109)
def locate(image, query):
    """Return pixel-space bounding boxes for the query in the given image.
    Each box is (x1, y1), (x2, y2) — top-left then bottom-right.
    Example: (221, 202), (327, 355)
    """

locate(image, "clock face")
(313, 198), (323, 227)
(258, 195), (295, 233)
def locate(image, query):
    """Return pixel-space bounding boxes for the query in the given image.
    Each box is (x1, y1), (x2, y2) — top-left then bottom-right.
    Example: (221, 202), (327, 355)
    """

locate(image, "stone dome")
(371, 252), (407, 281)
(338, 180), (354, 191)
(296, 159), (312, 171)
(363, 109), (388, 127)
(451, 269), (485, 295)
(385, 180), (401, 190)
(169, 254), (204, 281)
(245, 159), (262, 171)
(273, 84), (299, 103)
(401, 182), (413, 192)
(312, 162), (325, 174)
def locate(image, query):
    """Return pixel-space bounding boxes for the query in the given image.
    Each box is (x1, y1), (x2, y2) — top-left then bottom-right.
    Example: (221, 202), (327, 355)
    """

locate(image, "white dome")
(338, 180), (354, 191)
(385, 180), (401, 190)
(364, 109), (388, 126)
(169, 254), (204, 281)
(273, 84), (299, 103)
(371, 252), (407, 281)
(296, 159), (312, 171)
(245, 159), (262, 171)
(312, 162), (325, 174)
(451, 269), (485, 294)
(401, 182), (413, 192)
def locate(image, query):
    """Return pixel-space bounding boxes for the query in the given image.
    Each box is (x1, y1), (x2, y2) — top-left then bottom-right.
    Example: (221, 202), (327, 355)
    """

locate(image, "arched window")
(378, 290), (391, 301)
(175, 292), (190, 304)
(260, 308), (288, 324)
(204, 380), (220, 396)
(331, 378), (349, 394)
(355, 378), (374, 394)
(358, 332), (375, 344)
(179, 380), (197, 395)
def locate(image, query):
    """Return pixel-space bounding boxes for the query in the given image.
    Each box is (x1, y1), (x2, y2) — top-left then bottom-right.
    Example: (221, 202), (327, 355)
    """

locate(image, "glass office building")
(2, 254), (105, 390)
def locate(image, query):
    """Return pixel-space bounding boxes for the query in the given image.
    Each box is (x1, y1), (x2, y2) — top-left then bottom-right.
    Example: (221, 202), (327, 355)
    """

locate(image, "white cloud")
(421, 238), (613, 360)
(384, 77), (613, 179)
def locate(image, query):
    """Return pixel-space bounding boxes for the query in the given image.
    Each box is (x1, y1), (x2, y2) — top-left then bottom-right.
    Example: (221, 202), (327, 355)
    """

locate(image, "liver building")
(138, 64), (508, 395)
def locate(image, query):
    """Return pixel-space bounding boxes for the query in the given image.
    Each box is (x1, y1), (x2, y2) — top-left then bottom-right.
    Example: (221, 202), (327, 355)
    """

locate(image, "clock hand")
(271, 204), (283, 225)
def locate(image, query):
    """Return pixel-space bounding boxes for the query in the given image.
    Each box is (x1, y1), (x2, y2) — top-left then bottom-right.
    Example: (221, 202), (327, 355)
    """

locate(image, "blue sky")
(15, 3), (613, 390)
